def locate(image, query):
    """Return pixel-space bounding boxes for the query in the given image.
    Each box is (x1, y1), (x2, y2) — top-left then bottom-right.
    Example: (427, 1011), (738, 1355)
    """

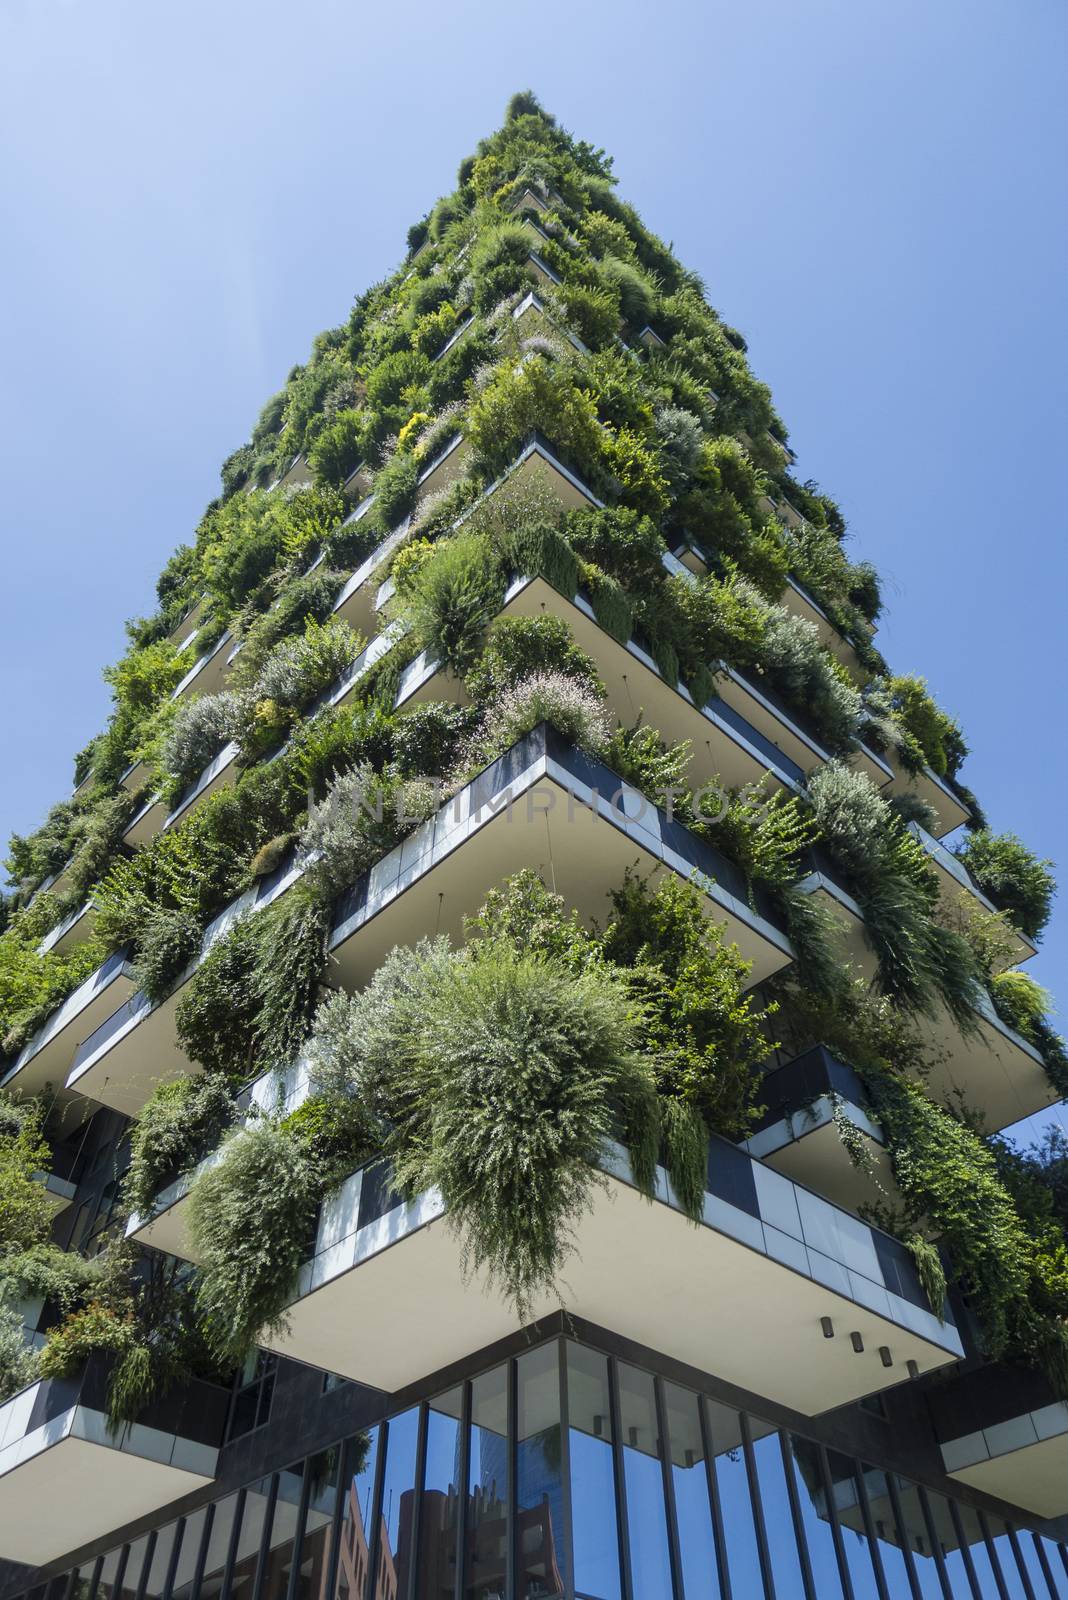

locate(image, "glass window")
(141, 1522), (181, 1600)
(1039, 1538), (1068, 1600)
(123, 1534), (153, 1600)
(376, 1407), (419, 1600)
(200, 1491), (250, 1600)
(95, 1545), (129, 1600)
(924, 1492), (981, 1599)
(786, 1436), (844, 1599)
(228, 1476), (276, 1600)
(856, 1465), (922, 1598)
(516, 1344), (565, 1599)
(170, 1507), (212, 1600)
(227, 1352), (277, 1443)
(255, 1462), (306, 1600)
(466, 1364), (508, 1600)
(895, 1481), (951, 1599)
(335, 1427), (381, 1600)
(418, 1387), (462, 1600)
(68, 1565), (96, 1600)
(948, 1503), (1003, 1599)
(984, 1520), (1032, 1600)
(706, 1399), (766, 1600)
(291, 1447), (340, 1600)
(750, 1424), (807, 1598)
(1016, 1528), (1056, 1600)
(825, 1448), (880, 1600)
(662, 1383), (720, 1600)
(618, 1363), (672, 1600)
(567, 1343), (620, 1600)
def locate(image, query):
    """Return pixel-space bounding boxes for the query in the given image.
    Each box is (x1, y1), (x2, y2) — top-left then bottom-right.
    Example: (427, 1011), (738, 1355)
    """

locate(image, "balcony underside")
(920, 997), (1053, 1132)
(744, 1099), (897, 1218)
(932, 1365), (1068, 1518)
(328, 733), (794, 994)
(2, 957), (135, 1101)
(883, 760), (970, 838)
(0, 1395), (217, 1567)
(264, 1153), (961, 1415)
(946, 1430), (1068, 1521)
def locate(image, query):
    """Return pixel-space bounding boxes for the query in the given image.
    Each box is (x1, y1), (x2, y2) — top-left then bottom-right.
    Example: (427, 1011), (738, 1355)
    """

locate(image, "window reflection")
(618, 1364), (672, 1600)
(141, 1521), (180, 1599)
(855, 1465), (924, 1598)
(1011, 1524), (1052, 1600)
(121, 1535), (152, 1600)
(662, 1383), (719, 1600)
(256, 1462), (306, 1600)
(94, 1547), (127, 1600)
(170, 1508), (211, 1600)
(782, 1436), (842, 1597)
(894, 1481), (952, 1599)
(516, 1344), (565, 1599)
(417, 1388), (462, 1600)
(824, 1448), (880, 1600)
(984, 1517), (1032, 1600)
(290, 1448), (340, 1600)
(228, 1475), (275, 1600)
(376, 1408), (419, 1599)
(750, 1424), (808, 1598)
(465, 1365), (508, 1600)
(566, 1344), (620, 1600)
(335, 1428), (380, 1600)
(705, 1399), (765, 1599)
(1039, 1537), (1068, 1599)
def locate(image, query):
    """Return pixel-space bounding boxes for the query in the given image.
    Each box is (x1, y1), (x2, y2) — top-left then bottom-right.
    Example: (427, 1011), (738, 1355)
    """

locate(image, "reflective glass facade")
(22, 1336), (1068, 1600)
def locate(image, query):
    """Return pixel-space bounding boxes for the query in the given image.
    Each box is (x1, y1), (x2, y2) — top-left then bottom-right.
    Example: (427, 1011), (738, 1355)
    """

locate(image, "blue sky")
(1, 0), (1065, 1142)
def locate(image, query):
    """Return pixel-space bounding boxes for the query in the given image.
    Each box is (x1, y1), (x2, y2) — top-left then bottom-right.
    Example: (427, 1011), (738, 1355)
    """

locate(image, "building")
(1, 91), (1066, 1600)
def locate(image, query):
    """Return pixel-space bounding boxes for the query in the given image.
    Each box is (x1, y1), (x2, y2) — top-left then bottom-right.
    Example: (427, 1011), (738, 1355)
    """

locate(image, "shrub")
(470, 672), (610, 767)
(187, 1121), (322, 1362)
(596, 255), (656, 328)
(161, 693), (243, 796)
(300, 765), (435, 903)
(130, 907), (203, 1003)
(466, 615), (601, 703)
(308, 409), (363, 487)
(956, 830), (1054, 942)
(398, 533), (505, 673)
(0, 1305), (38, 1402)
(124, 1075), (240, 1219)
(466, 356), (603, 481)
(887, 676), (967, 779)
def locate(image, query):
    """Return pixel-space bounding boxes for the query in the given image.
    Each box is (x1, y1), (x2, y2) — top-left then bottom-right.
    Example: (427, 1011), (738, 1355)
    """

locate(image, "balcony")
(328, 724), (794, 993)
(526, 250), (562, 289)
(930, 1364), (1068, 1519)
(742, 1045), (897, 1215)
(33, 1168), (77, 1215)
(498, 574), (806, 796)
(637, 324), (667, 351)
(920, 986), (1054, 1132)
(1, 951), (136, 1100)
(882, 755), (970, 838)
(780, 575), (870, 679)
(127, 1058), (314, 1259)
(432, 313), (476, 363)
(36, 898), (97, 957)
(269, 453), (313, 494)
(413, 432), (473, 505)
(171, 627), (234, 703)
(910, 822), (1036, 966)
(0, 1357), (226, 1567)
(263, 1137), (962, 1413)
(512, 290), (589, 355)
(795, 847), (878, 980)
(666, 539), (709, 578)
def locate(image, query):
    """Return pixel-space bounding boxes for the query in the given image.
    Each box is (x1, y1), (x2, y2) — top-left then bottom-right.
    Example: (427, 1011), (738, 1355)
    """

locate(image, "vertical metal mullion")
(405, 1404), (429, 1600)
(188, 1500), (215, 1600)
(946, 1500), (988, 1600)
(1006, 1526), (1039, 1600)
(814, 1443), (855, 1600)
(221, 1487), (249, 1600)
(916, 1487), (954, 1600)
(110, 1545), (131, 1600)
(505, 1359), (517, 1600)
(133, 1531), (158, 1600)
(85, 1555), (104, 1600)
(161, 1519), (186, 1600)
(883, 1472), (924, 1600)
(853, 1462), (891, 1600)
(453, 1383), (472, 1600)
(250, 1474), (280, 1600)
(654, 1376), (686, 1600)
(975, 1511), (1012, 1600)
(321, 1437), (354, 1600)
(697, 1396), (733, 1600)
(283, 1462), (314, 1600)
(1032, 1534), (1060, 1600)
(739, 1413), (777, 1600)
(606, 1355), (634, 1600)
(778, 1435), (817, 1600)
(367, 1421), (390, 1600)
(556, 1338), (575, 1600)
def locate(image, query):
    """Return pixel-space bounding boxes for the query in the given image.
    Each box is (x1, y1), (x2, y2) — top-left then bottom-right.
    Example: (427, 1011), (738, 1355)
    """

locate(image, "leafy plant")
(956, 830), (1054, 942)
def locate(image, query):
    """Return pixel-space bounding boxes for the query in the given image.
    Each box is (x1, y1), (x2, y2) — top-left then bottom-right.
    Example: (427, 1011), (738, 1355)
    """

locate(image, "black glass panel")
(376, 1407), (419, 1599)
(751, 1426), (808, 1598)
(825, 1447), (881, 1599)
(465, 1364), (508, 1600)
(786, 1435), (844, 1599)
(417, 1388), (462, 1600)
(706, 1399), (766, 1599)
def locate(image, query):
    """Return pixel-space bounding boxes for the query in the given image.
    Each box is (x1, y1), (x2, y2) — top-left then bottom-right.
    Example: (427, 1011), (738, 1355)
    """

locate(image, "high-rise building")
(1, 92), (1066, 1600)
